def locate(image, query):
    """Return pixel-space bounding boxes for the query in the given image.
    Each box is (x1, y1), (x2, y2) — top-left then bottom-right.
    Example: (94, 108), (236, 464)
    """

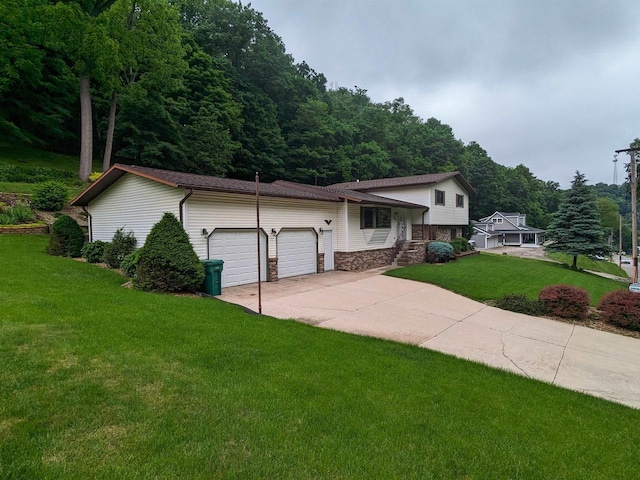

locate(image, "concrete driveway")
(219, 270), (640, 409)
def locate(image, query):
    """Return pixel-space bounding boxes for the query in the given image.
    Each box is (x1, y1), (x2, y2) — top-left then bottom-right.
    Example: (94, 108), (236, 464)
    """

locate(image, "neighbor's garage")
(209, 229), (267, 287)
(277, 229), (317, 279)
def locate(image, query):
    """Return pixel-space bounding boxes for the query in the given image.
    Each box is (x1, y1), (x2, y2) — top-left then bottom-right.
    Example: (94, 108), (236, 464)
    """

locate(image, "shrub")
(494, 294), (547, 316)
(450, 238), (470, 254)
(427, 241), (455, 263)
(89, 171), (103, 182)
(120, 250), (141, 277)
(102, 228), (136, 268)
(0, 164), (75, 183)
(81, 240), (107, 263)
(598, 290), (640, 331)
(538, 285), (590, 320)
(46, 215), (85, 257)
(31, 181), (68, 211)
(134, 212), (204, 292)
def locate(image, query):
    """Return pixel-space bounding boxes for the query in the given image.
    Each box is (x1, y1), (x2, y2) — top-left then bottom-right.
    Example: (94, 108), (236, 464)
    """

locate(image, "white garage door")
(277, 229), (317, 279)
(209, 229), (267, 287)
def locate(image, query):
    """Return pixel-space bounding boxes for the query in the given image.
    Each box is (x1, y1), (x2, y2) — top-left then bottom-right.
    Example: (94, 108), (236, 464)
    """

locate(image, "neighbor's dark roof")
(330, 171), (475, 194)
(70, 164), (427, 208)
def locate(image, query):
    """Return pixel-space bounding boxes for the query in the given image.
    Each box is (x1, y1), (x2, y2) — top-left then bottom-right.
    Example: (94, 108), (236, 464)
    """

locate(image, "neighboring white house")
(471, 211), (545, 249)
(71, 165), (473, 288)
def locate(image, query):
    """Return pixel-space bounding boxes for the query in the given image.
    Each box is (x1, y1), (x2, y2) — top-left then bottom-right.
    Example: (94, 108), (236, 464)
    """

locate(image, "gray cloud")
(251, 0), (640, 187)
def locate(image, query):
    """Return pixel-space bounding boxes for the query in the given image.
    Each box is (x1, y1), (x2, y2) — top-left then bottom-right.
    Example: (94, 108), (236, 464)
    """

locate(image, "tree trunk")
(79, 74), (93, 182)
(572, 254), (578, 270)
(103, 92), (117, 172)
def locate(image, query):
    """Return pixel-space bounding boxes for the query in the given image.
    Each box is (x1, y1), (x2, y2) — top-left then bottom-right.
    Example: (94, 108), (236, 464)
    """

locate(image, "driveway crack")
(553, 322), (575, 384)
(501, 324), (529, 377)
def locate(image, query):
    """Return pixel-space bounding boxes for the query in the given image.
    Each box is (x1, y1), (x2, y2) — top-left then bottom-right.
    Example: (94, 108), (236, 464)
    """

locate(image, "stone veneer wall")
(411, 225), (461, 242)
(267, 257), (278, 282)
(404, 242), (427, 265)
(317, 253), (324, 274)
(335, 248), (394, 271)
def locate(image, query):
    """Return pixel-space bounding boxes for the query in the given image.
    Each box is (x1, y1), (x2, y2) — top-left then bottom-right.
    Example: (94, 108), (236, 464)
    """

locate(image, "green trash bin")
(201, 259), (224, 296)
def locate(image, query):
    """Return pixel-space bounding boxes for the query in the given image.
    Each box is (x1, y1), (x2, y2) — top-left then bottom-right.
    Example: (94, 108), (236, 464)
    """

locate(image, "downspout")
(179, 189), (193, 227)
(344, 198), (349, 252)
(82, 206), (92, 242)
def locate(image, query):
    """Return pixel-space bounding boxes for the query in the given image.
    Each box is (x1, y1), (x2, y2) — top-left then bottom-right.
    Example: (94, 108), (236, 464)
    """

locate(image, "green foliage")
(539, 285), (590, 320)
(46, 214), (84, 257)
(102, 228), (136, 268)
(450, 237), (470, 254)
(427, 241), (455, 263)
(0, 164), (75, 183)
(546, 172), (610, 267)
(598, 290), (640, 331)
(31, 181), (69, 211)
(134, 212), (204, 292)
(494, 294), (547, 316)
(120, 249), (141, 277)
(81, 240), (107, 263)
(0, 200), (35, 225)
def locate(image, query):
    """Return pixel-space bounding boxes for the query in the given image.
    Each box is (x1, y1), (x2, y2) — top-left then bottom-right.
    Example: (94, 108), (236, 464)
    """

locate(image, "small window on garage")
(456, 194), (464, 208)
(435, 189), (445, 206)
(360, 207), (391, 229)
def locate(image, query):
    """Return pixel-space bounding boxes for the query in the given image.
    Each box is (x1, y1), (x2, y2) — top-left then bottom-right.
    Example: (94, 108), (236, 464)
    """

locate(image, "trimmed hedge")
(46, 215), (85, 258)
(597, 290), (640, 331)
(134, 212), (204, 293)
(539, 285), (590, 320)
(81, 240), (107, 263)
(494, 294), (547, 316)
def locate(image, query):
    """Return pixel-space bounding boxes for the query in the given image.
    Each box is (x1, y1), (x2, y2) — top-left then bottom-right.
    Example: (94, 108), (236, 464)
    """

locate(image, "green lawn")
(2, 236), (640, 479)
(0, 141), (79, 173)
(547, 251), (628, 277)
(386, 253), (627, 305)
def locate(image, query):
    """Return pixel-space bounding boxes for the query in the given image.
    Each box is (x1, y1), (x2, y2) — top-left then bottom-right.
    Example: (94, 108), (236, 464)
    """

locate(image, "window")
(435, 189), (445, 206)
(360, 207), (391, 229)
(492, 218), (503, 224)
(456, 194), (464, 208)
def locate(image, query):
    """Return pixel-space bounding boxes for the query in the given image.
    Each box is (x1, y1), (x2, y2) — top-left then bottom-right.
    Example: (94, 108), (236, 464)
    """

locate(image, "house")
(71, 165), (473, 288)
(471, 212), (545, 249)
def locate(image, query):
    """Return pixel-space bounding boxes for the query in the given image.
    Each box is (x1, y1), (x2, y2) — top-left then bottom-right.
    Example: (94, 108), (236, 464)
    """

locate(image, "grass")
(546, 252), (628, 277)
(386, 253), (627, 305)
(0, 141), (79, 173)
(1, 235), (640, 478)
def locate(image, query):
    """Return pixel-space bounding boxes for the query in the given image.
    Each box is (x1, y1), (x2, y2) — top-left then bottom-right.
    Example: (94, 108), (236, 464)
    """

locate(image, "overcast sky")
(249, 0), (640, 188)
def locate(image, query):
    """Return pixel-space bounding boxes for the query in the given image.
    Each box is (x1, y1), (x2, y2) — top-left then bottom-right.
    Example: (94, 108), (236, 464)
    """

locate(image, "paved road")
(219, 270), (640, 409)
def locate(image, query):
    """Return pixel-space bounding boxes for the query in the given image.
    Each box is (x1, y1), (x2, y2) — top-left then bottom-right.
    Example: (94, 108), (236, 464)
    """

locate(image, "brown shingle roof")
(330, 171), (475, 194)
(70, 165), (427, 208)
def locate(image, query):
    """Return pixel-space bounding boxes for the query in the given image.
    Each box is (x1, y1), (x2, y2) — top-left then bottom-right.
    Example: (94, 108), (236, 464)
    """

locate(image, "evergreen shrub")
(32, 181), (68, 211)
(450, 238), (470, 254)
(102, 228), (136, 268)
(538, 285), (590, 320)
(46, 215), (85, 257)
(134, 212), (204, 292)
(81, 240), (107, 263)
(427, 241), (454, 263)
(494, 294), (547, 316)
(120, 250), (141, 277)
(597, 290), (640, 331)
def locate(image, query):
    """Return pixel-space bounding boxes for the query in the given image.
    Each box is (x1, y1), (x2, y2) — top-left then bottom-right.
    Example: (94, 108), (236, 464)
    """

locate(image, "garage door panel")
(277, 230), (316, 279)
(210, 230), (266, 287)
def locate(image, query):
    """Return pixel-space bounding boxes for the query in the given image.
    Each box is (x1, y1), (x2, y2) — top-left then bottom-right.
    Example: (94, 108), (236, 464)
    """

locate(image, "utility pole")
(619, 214), (623, 268)
(616, 147), (640, 284)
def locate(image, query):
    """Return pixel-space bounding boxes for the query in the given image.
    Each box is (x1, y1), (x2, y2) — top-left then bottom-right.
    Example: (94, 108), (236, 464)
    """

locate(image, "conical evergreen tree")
(545, 171), (610, 270)
(134, 212), (204, 292)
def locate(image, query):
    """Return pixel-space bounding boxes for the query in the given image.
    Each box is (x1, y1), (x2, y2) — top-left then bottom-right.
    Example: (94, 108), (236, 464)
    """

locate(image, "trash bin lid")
(201, 259), (224, 266)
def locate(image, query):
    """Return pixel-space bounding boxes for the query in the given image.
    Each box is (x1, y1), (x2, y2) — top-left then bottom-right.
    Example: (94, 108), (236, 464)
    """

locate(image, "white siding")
(87, 174), (183, 244)
(185, 191), (338, 259)
(427, 178), (469, 226)
(345, 203), (398, 252)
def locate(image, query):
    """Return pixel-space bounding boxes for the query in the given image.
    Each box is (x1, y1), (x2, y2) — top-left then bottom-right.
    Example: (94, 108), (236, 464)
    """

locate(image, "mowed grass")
(386, 253), (626, 305)
(547, 251), (628, 277)
(0, 141), (79, 173)
(2, 236), (640, 479)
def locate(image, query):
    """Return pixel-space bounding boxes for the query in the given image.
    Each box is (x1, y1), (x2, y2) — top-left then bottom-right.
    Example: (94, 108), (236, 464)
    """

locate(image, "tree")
(545, 172), (610, 269)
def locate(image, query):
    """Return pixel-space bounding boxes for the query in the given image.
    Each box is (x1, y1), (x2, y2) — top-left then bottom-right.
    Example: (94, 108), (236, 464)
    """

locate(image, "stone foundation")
(412, 225), (461, 242)
(317, 253), (325, 274)
(267, 257), (278, 282)
(405, 242), (427, 264)
(335, 248), (394, 271)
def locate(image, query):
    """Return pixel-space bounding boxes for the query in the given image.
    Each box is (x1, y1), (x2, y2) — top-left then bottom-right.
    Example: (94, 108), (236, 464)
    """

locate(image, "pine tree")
(545, 171), (610, 270)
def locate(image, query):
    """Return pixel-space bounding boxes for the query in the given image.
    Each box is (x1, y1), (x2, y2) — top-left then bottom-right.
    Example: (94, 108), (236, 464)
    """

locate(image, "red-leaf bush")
(538, 285), (590, 320)
(597, 289), (640, 331)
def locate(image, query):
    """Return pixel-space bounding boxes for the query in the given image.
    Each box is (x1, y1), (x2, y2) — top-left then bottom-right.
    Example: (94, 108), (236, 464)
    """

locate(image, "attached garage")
(277, 229), (317, 279)
(209, 229), (267, 287)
